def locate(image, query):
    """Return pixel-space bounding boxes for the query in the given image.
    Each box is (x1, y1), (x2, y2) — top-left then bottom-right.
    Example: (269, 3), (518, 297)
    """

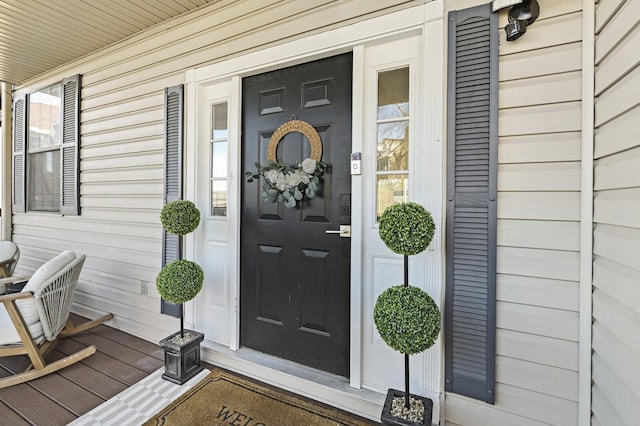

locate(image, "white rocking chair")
(0, 250), (111, 388)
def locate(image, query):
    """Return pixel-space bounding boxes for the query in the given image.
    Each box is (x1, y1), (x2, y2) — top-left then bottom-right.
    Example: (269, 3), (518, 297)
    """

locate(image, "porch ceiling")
(0, 0), (221, 86)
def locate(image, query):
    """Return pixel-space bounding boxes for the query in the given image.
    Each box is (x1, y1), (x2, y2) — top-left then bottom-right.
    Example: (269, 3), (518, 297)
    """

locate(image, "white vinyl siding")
(444, 0), (582, 424)
(592, 0), (640, 424)
(11, 0), (425, 342)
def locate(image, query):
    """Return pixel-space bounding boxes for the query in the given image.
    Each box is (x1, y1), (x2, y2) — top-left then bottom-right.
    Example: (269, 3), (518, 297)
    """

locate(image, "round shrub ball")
(156, 260), (204, 304)
(374, 285), (441, 355)
(378, 202), (435, 256)
(160, 200), (201, 236)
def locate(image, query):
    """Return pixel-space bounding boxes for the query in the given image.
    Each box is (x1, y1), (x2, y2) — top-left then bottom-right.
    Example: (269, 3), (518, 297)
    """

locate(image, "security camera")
(505, 0), (540, 41)
(505, 20), (528, 41)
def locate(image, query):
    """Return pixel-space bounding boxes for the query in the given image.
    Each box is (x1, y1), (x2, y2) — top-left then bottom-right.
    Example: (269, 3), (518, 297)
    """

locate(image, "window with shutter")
(161, 84), (184, 318)
(12, 75), (81, 215)
(445, 4), (498, 404)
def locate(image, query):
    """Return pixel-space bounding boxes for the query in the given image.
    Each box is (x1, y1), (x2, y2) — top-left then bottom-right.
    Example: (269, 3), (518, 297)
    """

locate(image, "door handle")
(325, 225), (351, 238)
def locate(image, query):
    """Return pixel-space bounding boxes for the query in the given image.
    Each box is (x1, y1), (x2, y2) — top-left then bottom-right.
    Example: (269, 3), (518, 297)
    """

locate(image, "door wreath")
(245, 119), (327, 208)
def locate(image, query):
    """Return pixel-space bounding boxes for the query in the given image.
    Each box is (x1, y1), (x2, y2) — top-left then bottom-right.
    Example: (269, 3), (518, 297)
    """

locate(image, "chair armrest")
(0, 275), (31, 285)
(0, 291), (33, 303)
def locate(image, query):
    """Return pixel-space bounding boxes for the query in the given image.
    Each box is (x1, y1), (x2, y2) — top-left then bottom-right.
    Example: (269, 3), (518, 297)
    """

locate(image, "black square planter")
(159, 330), (204, 385)
(381, 389), (434, 426)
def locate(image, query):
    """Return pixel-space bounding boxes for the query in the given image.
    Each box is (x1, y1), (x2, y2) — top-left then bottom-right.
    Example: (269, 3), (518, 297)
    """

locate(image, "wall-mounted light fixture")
(504, 0), (540, 41)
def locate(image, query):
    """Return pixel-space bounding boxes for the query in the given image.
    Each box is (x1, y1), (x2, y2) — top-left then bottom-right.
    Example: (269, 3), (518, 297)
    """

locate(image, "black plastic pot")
(381, 388), (433, 426)
(159, 329), (204, 385)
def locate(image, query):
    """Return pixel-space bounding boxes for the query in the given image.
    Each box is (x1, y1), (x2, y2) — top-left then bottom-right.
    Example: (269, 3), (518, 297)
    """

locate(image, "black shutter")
(161, 84), (184, 318)
(12, 96), (26, 213)
(61, 75), (81, 215)
(445, 4), (498, 404)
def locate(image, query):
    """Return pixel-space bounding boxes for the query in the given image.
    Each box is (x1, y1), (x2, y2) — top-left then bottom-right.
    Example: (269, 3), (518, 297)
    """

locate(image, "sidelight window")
(210, 102), (228, 216)
(375, 67), (409, 220)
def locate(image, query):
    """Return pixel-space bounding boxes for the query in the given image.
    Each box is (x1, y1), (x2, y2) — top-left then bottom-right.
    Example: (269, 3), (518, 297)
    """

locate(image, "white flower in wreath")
(301, 158), (317, 174)
(285, 172), (302, 188)
(274, 173), (288, 191)
(294, 169), (310, 185)
(264, 169), (280, 184)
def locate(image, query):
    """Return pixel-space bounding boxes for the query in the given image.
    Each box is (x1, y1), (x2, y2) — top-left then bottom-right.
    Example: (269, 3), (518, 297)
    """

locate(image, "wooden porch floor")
(0, 314), (211, 425)
(0, 314), (379, 425)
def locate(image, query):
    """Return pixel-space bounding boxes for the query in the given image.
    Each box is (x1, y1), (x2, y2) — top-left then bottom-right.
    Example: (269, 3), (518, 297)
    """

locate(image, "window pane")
(377, 122), (409, 171)
(376, 174), (408, 220)
(211, 141), (228, 178)
(29, 85), (62, 150)
(377, 68), (409, 120)
(210, 101), (228, 217)
(28, 151), (60, 211)
(211, 180), (227, 216)
(211, 103), (228, 140)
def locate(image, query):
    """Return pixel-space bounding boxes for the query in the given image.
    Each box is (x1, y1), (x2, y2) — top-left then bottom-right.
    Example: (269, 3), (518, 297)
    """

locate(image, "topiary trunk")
(403, 254), (410, 410)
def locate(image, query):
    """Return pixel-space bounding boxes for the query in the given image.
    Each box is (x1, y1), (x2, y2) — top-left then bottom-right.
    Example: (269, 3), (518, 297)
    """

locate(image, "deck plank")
(23, 371), (106, 416)
(55, 338), (150, 385)
(0, 381), (76, 426)
(0, 352), (105, 416)
(48, 351), (130, 400)
(92, 326), (164, 360)
(68, 332), (164, 372)
(0, 400), (31, 425)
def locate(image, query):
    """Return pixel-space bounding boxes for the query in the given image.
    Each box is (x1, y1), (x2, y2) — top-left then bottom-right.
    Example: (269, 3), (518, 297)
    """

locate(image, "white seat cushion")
(0, 241), (18, 264)
(0, 301), (44, 345)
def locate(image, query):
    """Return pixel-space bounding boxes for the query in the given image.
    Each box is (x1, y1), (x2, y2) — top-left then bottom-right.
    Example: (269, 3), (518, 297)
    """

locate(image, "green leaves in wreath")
(156, 259), (204, 304)
(374, 285), (441, 355)
(160, 200), (201, 236)
(378, 202), (435, 256)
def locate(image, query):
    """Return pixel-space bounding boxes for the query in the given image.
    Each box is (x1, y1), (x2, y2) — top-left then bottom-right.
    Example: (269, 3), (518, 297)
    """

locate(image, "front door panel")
(240, 53), (352, 377)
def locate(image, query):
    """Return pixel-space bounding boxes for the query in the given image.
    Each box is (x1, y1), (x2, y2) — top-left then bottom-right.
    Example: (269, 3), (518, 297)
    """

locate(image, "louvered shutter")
(61, 75), (81, 215)
(12, 96), (26, 213)
(445, 4), (498, 404)
(161, 84), (184, 318)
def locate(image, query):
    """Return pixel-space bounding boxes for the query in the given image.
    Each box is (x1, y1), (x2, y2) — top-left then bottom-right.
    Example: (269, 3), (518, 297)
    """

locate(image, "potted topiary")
(156, 200), (205, 385)
(374, 202), (441, 425)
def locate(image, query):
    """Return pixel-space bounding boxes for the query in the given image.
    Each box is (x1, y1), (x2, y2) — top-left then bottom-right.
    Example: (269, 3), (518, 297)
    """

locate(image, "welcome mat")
(143, 369), (376, 426)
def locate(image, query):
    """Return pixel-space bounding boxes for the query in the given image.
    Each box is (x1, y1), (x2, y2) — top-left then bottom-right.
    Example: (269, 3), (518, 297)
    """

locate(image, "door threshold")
(201, 340), (384, 422)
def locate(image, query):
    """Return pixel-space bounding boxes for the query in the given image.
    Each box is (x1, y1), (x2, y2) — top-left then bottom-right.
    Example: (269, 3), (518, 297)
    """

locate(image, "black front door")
(240, 53), (352, 377)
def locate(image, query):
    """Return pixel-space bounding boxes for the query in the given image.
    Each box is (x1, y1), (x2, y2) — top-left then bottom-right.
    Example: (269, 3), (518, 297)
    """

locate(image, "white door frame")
(185, 0), (444, 397)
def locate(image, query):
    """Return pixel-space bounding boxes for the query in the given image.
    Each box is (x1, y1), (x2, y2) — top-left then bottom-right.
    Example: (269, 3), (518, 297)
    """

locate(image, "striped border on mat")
(69, 369), (210, 426)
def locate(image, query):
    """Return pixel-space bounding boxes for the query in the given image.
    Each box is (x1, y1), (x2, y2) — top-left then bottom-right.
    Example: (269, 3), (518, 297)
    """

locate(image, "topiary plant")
(157, 200), (203, 338)
(375, 202), (440, 416)
(160, 200), (201, 236)
(156, 259), (204, 304)
(374, 285), (440, 355)
(378, 201), (435, 256)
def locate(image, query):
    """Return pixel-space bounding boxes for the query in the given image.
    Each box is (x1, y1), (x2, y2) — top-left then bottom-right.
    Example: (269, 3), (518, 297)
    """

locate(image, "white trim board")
(579, 1), (595, 425)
